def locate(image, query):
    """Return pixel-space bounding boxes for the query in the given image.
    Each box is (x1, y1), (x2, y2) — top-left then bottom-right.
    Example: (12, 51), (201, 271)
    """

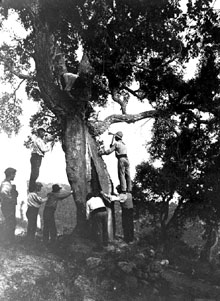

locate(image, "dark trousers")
(118, 157), (132, 192)
(1, 202), (16, 242)
(26, 206), (39, 240)
(43, 207), (57, 243)
(29, 153), (42, 192)
(122, 208), (134, 243)
(91, 208), (108, 247)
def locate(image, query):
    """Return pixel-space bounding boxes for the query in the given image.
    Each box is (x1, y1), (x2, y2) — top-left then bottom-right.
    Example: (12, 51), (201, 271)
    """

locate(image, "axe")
(108, 132), (115, 147)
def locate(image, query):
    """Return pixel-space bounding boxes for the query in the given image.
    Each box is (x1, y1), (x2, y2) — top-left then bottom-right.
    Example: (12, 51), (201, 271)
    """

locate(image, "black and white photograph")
(0, 0), (220, 300)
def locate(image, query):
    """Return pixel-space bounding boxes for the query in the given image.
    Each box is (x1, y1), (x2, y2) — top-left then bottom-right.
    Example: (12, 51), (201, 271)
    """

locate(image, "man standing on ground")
(29, 127), (51, 192)
(26, 182), (47, 243)
(0, 167), (18, 244)
(86, 192), (108, 251)
(43, 184), (73, 245)
(100, 131), (132, 193)
(101, 185), (134, 244)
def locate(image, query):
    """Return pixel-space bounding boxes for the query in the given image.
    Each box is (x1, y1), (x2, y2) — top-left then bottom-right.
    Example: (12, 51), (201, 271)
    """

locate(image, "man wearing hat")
(0, 167), (18, 244)
(26, 182), (47, 243)
(43, 184), (73, 245)
(100, 131), (132, 193)
(29, 127), (51, 192)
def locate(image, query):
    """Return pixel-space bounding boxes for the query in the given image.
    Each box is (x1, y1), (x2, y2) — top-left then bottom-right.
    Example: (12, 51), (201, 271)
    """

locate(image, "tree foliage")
(0, 0), (190, 133)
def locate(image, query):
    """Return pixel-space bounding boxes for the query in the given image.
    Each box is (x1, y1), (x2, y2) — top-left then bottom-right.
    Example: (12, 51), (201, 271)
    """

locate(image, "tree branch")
(131, 50), (181, 72)
(88, 109), (159, 136)
(122, 85), (145, 100)
(13, 79), (26, 96)
(11, 70), (33, 80)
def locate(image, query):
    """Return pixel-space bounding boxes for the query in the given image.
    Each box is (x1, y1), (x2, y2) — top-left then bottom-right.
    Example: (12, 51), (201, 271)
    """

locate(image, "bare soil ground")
(1, 231), (220, 300)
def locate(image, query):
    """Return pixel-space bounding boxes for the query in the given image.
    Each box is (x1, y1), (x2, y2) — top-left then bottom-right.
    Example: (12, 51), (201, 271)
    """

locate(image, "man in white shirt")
(0, 167), (18, 244)
(62, 72), (79, 92)
(26, 182), (47, 243)
(100, 131), (132, 193)
(29, 128), (51, 192)
(86, 193), (108, 251)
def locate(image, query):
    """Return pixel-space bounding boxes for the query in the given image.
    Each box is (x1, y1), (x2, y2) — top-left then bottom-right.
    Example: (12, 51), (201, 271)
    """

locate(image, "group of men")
(26, 182), (72, 245)
(0, 127), (134, 250)
(0, 165), (72, 246)
(27, 127), (73, 245)
(0, 127), (72, 246)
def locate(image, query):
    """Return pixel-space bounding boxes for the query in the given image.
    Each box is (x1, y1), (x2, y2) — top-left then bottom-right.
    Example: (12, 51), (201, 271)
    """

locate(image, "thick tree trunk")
(63, 116), (112, 236)
(64, 116), (87, 233)
(86, 128), (114, 239)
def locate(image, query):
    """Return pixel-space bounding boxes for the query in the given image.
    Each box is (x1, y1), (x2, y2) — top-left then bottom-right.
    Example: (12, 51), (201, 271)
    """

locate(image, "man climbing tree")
(0, 0), (220, 240)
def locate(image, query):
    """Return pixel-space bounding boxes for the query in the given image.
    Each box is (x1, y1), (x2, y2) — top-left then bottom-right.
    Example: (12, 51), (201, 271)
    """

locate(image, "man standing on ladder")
(29, 128), (51, 192)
